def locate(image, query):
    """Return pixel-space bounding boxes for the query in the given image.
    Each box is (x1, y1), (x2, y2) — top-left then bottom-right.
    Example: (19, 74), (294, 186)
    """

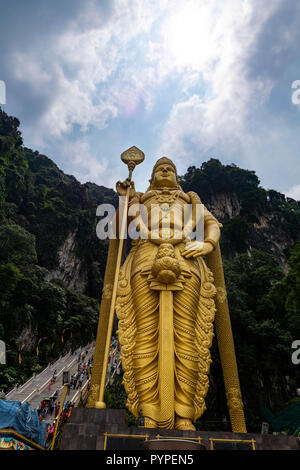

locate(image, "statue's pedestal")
(143, 439), (206, 451)
(60, 408), (300, 451)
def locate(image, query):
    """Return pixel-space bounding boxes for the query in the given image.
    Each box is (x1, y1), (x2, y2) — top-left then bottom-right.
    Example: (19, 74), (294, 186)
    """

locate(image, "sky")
(0, 0), (300, 198)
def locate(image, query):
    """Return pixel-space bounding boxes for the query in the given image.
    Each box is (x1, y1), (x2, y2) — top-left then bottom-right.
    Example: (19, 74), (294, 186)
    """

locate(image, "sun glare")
(162, 3), (216, 68)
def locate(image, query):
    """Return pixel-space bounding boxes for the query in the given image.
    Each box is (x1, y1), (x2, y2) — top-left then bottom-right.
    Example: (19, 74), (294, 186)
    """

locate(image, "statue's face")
(152, 164), (177, 188)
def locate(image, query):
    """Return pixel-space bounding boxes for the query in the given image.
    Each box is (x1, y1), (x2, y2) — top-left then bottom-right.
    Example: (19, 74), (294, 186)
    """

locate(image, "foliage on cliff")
(0, 217), (99, 390)
(0, 108), (117, 295)
(0, 108), (116, 390)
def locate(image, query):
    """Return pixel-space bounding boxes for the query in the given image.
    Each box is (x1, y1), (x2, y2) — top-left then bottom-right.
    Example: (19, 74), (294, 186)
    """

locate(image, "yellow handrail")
(50, 384), (68, 450)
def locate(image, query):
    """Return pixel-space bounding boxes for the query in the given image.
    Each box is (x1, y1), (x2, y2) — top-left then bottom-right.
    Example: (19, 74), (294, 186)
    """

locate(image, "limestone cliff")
(45, 231), (88, 292)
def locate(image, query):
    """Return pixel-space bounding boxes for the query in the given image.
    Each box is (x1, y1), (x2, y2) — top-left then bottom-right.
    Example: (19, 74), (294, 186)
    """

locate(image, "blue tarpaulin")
(0, 399), (46, 447)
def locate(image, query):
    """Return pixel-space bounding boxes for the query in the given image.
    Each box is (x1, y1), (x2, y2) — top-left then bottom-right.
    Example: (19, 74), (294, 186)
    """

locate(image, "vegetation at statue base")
(1, 107), (300, 434)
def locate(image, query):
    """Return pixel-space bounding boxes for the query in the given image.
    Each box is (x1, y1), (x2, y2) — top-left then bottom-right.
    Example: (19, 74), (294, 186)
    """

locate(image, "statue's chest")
(143, 195), (187, 228)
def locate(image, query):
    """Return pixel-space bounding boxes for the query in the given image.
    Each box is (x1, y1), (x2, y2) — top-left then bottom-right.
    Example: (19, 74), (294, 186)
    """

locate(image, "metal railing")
(5, 343), (94, 405)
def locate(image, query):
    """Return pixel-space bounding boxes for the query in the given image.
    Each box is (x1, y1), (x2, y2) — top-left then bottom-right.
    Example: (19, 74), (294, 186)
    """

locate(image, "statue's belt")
(129, 241), (202, 291)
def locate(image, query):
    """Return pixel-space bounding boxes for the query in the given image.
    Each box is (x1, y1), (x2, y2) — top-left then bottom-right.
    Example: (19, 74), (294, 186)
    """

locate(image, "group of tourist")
(38, 348), (93, 417)
(107, 336), (121, 385)
(43, 350), (94, 446)
(69, 355), (93, 393)
(45, 401), (74, 445)
(37, 391), (60, 418)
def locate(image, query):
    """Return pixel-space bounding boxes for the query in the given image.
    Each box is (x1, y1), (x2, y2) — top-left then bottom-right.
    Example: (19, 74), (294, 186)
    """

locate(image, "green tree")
(0, 224), (37, 266)
(0, 262), (22, 300)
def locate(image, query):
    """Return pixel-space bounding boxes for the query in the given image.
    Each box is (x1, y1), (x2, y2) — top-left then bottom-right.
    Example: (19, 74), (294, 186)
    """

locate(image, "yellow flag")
(61, 329), (65, 343)
(36, 338), (42, 356)
(19, 343), (26, 362)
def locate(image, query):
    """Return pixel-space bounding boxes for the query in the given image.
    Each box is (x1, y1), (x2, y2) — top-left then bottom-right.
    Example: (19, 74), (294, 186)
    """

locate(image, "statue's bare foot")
(144, 417), (158, 428)
(175, 418), (196, 431)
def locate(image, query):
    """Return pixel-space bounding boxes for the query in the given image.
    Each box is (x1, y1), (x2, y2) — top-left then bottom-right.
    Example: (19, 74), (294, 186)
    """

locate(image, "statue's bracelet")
(204, 239), (216, 249)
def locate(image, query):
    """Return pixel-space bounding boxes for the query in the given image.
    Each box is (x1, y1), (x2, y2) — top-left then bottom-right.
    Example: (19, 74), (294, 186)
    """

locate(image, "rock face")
(247, 219), (293, 270)
(45, 231), (88, 292)
(17, 326), (38, 352)
(204, 192), (296, 270)
(207, 192), (242, 220)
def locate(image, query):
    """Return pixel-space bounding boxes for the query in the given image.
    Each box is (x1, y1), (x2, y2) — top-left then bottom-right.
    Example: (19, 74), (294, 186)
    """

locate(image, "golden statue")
(87, 148), (247, 434)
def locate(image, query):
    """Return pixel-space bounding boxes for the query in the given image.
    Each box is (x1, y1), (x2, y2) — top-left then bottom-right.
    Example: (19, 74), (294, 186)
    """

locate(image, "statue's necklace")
(153, 189), (181, 205)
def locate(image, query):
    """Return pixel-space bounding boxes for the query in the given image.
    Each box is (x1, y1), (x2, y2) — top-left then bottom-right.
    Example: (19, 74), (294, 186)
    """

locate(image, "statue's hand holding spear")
(116, 178), (136, 198)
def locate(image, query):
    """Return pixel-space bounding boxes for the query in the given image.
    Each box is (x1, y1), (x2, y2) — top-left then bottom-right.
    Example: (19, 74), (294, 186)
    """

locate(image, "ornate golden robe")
(116, 188), (221, 428)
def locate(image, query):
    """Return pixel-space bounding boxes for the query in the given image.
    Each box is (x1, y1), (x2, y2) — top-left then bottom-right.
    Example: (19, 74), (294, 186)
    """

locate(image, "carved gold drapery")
(116, 239), (217, 428)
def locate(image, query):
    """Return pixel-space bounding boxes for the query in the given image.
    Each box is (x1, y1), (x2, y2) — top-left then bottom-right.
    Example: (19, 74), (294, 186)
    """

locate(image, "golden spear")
(93, 146), (145, 409)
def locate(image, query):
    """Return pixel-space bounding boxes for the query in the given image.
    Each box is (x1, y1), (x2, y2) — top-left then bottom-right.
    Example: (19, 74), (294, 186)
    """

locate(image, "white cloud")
(59, 137), (108, 184)
(156, 0), (281, 166)
(286, 184), (300, 201)
(12, 53), (52, 86)
(10, 0), (163, 144)
(11, 0), (281, 156)
(4, 0), (300, 194)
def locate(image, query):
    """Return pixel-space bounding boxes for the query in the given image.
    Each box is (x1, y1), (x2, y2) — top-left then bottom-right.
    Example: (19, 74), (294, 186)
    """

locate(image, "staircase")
(6, 343), (94, 409)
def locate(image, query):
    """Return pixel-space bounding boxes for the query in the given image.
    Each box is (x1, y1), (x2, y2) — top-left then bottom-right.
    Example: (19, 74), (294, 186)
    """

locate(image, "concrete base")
(59, 408), (300, 451)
